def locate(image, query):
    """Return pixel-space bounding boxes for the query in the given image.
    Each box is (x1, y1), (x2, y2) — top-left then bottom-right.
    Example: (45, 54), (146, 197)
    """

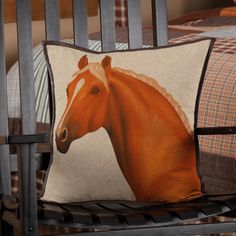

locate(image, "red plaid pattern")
(169, 34), (236, 54)
(213, 38), (236, 54)
(115, 0), (128, 27)
(169, 34), (236, 158)
(198, 51), (236, 157)
(11, 170), (47, 197)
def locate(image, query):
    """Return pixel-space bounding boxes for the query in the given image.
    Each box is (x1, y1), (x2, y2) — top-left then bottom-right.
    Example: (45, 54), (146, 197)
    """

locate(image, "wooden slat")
(208, 195), (236, 209)
(10, 153), (50, 172)
(69, 203), (147, 225)
(127, 0), (143, 49)
(8, 133), (48, 144)
(99, 203), (136, 213)
(73, 0), (88, 48)
(61, 204), (93, 214)
(120, 203), (175, 223)
(196, 126), (236, 135)
(99, 0), (116, 52)
(40, 203), (66, 221)
(60, 205), (93, 224)
(54, 222), (236, 236)
(37, 195), (236, 230)
(121, 203), (177, 223)
(77, 203), (120, 225)
(167, 208), (199, 220)
(16, 0), (38, 235)
(198, 203), (223, 216)
(84, 202), (146, 226)
(44, 0), (60, 41)
(96, 214), (120, 225)
(0, 0), (11, 196)
(145, 210), (173, 223)
(70, 212), (93, 224)
(120, 202), (155, 210)
(121, 213), (146, 225)
(81, 203), (113, 214)
(179, 200), (224, 216)
(152, 0), (168, 46)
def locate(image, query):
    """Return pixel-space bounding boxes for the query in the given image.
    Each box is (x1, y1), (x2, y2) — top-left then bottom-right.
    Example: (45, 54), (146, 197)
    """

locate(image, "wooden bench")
(1, 0), (236, 235)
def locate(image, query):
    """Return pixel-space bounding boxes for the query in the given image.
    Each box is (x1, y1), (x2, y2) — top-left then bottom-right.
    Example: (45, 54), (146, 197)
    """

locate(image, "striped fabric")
(7, 44), (50, 123)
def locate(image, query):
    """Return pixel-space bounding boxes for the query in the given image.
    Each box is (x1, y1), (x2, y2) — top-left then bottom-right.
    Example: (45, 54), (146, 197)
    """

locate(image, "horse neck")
(107, 69), (155, 134)
(106, 69), (190, 170)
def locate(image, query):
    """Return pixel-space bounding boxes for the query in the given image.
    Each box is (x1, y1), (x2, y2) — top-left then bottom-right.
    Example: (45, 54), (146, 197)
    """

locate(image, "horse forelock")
(75, 63), (109, 91)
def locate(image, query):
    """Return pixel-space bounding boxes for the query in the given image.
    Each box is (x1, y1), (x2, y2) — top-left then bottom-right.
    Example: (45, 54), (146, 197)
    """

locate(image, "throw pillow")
(42, 38), (214, 203)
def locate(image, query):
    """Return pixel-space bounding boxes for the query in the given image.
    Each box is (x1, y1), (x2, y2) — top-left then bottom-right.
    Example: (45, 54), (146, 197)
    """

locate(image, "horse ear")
(101, 56), (112, 70)
(78, 55), (88, 69)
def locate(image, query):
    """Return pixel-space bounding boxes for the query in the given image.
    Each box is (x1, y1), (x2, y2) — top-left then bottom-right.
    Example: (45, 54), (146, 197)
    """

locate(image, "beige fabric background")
(42, 39), (212, 203)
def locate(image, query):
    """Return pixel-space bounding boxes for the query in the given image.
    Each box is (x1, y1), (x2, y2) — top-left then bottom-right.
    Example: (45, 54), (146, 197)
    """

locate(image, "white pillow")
(42, 39), (214, 203)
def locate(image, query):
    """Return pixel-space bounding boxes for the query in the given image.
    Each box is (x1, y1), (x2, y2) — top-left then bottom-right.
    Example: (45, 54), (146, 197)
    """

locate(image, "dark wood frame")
(1, 0), (236, 235)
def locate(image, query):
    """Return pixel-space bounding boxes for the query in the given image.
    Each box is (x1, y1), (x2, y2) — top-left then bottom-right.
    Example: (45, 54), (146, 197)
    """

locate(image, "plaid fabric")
(213, 38), (236, 54)
(11, 171), (47, 197)
(168, 34), (236, 194)
(115, 0), (128, 27)
(8, 118), (50, 196)
(168, 35), (236, 157)
(200, 152), (236, 194)
(198, 48), (236, 193)
(169, 33), (236, 55)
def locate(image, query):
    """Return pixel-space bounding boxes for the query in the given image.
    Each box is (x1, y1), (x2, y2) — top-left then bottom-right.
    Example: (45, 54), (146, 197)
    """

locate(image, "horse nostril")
(60, 128), (68, 142)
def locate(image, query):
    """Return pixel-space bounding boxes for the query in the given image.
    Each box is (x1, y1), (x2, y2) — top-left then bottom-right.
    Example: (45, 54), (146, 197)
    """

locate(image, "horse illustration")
(55, 55), (202, 202)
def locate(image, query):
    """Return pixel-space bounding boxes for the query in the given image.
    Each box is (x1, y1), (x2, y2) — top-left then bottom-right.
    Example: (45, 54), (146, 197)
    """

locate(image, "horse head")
(56, 55), (112, 153)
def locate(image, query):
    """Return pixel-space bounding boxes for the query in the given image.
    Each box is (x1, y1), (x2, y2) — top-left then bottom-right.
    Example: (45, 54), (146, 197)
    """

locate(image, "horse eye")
(91, 86), (100, 95)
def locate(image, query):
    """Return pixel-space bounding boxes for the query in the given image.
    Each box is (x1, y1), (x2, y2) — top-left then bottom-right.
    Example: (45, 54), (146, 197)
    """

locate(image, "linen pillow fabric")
(42, 39), (214, 203)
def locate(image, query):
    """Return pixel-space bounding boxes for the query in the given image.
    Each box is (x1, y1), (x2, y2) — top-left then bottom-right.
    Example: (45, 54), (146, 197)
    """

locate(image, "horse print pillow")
(42, 39), (214, 203)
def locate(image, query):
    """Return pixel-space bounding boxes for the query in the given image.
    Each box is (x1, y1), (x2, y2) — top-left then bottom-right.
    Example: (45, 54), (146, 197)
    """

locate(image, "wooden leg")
(0, 219), (14, 236)
(0, 200), (11, 236)
(14, 227), (20, 236)
(17, 144), (38, 236)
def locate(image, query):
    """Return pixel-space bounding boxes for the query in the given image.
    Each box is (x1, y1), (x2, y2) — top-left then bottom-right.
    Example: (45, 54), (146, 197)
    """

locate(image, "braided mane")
(114, 67), (192, 135)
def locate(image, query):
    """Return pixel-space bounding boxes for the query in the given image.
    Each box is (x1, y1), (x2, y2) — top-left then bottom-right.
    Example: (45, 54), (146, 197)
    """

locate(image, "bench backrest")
(0, 0), (168, 196)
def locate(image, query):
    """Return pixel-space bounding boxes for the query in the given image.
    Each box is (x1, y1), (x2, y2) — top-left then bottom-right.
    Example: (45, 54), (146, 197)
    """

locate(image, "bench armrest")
(195, 126), (236, 135)
(0, 133), (49, 145)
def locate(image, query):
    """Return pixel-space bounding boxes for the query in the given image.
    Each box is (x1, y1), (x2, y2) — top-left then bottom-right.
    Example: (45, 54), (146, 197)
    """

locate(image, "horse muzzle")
(56, 128), (71, 153)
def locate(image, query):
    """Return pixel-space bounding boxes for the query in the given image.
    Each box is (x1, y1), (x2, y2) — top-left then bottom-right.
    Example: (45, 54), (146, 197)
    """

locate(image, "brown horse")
(55, 55), (202, 203)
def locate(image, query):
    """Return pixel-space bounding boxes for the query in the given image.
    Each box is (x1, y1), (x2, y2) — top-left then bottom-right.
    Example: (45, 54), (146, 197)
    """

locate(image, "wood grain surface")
(4, 0), (98, 23)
